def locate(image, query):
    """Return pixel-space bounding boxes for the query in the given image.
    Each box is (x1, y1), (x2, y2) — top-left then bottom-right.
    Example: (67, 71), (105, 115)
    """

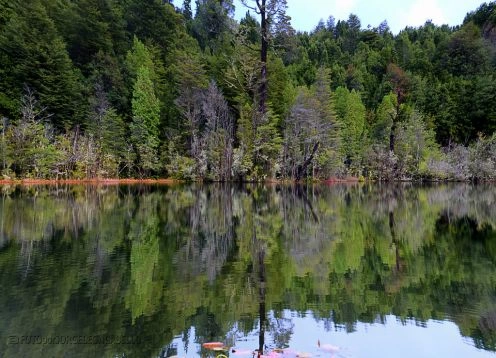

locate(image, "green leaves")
(334, 87), (366, 175)
(5, 88), (59, 178)
(235, 104), (282, 180)
(0, 0), (85, 130)
(0, 0), (494, 180)
(131, 66), (161, 175)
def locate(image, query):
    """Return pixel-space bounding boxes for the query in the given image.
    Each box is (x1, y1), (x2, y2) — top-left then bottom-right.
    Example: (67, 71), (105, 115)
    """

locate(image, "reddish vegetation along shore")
(0, 178), (179, 186)
(323, 176), (361, 184)
(0, 177), (364, 186)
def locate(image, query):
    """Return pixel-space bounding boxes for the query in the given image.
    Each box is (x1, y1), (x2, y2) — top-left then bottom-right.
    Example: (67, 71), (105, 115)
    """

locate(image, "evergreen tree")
(0, 0), (85, 130)
(183, 0), (193, 21)
(192, 0), (234, 52)
(334, 87), (366, 174)
(124, 0), (183, 53)
(395, 109), (439, 177)
(240, 0), (289, 114)
(126, 37), (157, 84)
(130, 66), (161, 175)
(0, 0), (494, 180)
(63, 0), (115, 72)
(6, 87), (59, 178)
(87, 81), (127, 177)
(372, 93), (397, 146)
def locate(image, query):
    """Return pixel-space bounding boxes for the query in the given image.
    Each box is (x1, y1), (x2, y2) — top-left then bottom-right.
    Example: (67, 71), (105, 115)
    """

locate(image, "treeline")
(0, 0), (495, 181)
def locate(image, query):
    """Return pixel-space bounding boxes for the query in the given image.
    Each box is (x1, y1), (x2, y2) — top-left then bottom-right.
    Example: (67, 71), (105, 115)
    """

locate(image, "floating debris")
(231, 348), (254, 356)
(296, 352), (312, 358)
(202, 342), (225, 350)
(317, 339), (340, 353)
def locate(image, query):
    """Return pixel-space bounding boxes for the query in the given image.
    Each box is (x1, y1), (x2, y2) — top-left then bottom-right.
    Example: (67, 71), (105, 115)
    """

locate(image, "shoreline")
(0, 178), (181, 186)
(0, 177), (488, 186)
(0, 177), (362, 186)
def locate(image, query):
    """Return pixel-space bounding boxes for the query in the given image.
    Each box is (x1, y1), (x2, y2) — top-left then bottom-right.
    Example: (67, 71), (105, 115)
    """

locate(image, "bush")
(469, 134), (496, 180)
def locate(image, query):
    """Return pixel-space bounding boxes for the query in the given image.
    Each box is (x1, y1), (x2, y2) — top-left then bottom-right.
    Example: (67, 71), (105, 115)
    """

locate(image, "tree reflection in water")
(0, 183), (495, 357)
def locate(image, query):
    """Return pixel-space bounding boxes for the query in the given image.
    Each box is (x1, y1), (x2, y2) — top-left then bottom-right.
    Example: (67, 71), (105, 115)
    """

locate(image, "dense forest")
(0, 0), (495, 181)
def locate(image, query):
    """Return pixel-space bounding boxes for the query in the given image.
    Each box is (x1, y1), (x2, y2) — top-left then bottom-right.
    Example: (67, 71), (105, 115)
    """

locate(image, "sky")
(175, 0), (486, 34)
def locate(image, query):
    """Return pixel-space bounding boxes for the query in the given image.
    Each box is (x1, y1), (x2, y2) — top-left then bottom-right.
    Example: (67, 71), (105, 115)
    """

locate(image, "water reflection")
(0, 183), (495, 357)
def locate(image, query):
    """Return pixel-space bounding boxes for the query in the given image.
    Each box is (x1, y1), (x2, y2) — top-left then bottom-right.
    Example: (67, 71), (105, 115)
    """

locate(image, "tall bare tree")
(202, 81), (234, 181)
(283, 68), (339, 180)
(240, 0), (288, 115)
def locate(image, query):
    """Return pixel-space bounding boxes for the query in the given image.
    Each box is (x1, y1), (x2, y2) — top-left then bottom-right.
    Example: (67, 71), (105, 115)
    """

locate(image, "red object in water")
(202, 342), (224, 349)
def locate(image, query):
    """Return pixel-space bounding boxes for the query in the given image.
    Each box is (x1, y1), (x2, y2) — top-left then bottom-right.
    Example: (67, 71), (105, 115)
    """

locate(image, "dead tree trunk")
(295, 142), (319, 182)
(259, 0), (268, 115)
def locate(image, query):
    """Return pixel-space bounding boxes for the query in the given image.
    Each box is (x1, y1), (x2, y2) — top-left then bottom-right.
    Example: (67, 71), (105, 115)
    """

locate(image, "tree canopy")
(0, 0), (495, 181)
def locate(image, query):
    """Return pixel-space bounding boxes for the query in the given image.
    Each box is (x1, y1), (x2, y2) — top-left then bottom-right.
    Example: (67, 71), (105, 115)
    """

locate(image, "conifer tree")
(0, 0), (84, 130)
(130, 66), (160, 175)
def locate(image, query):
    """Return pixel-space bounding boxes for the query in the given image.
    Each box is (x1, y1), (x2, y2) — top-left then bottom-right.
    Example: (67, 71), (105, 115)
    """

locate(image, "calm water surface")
(0, 183), (495, 357)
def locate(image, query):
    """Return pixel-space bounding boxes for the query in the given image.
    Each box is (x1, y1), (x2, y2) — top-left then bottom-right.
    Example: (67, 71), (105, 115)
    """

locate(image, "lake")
(0, 183), (495, 357)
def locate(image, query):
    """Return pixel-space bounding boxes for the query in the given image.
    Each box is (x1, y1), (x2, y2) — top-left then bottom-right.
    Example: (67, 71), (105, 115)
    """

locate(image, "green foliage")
(6, 89), (60, 178)
(282, 68), (341, 179)
(124, 0), (183, 53)
(0, 0), (494, 180)
(0, 0), (85, 130)
(62, 0), (115, 72)
(334, 87), (367, 175)
(130, 66), (161, 175)
(182, 0), (193, 21)
(126, 198), (161, 322)
(162, 135), (196, 180)
(394, 109), (440, 178)
(126, 36), (170, 119)
(88, 51), (129, 115)
(172, 36), (208, 147)
(267, 56), (295, 122)
(253, 109), (283, 179)
(443, 22), (491, 77)
(468, 133), (496, 180)
(6, 120), (58, 179)
(232, 104), (255, 179)
(192, 0), (234, 52)
(371, 92), (397, 146)
(233, 104), (282, 180)
(87, 83), (127, 178)
(126, 37), (157, 84)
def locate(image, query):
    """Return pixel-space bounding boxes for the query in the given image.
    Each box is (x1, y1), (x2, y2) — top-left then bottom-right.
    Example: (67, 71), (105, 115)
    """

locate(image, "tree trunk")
(389, 121), (396, 152)
(259, 0), (268, 115)
(296, 185), (319, 222)
(258, 247), (266, 357)
(295, 142), (319, 181)
(390, 88), (404, 153)
(389, 211), (400, 272)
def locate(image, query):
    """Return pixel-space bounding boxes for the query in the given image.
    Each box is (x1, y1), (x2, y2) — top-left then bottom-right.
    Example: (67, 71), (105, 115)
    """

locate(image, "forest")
(0, 0), (495, 181)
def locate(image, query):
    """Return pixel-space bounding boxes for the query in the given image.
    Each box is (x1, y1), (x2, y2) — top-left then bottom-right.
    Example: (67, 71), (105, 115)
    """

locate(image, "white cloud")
(334, 0), (358, 19)
(403, 0), (448, 27)
(232, 0), (482, 33)
(286, 0), (359, 31)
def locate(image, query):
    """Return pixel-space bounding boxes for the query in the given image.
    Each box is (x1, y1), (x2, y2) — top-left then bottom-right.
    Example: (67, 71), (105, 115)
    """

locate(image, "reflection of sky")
(171, 311), (495, 357)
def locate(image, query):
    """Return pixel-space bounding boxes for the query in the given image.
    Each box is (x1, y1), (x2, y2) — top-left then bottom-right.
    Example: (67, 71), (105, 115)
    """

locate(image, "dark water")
(0, 183), (495, 358)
